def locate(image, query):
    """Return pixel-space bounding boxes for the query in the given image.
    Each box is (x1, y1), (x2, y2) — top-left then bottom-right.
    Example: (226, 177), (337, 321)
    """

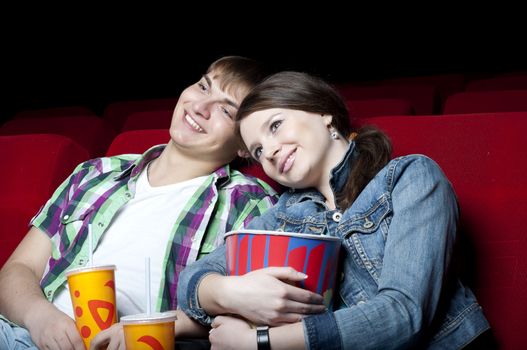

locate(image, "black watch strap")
(256, 326), (271, 350)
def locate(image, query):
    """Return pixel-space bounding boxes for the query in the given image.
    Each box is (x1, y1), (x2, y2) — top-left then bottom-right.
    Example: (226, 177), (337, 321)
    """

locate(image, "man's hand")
(89, 322), (125, 350)
(25, 300), (85, 350)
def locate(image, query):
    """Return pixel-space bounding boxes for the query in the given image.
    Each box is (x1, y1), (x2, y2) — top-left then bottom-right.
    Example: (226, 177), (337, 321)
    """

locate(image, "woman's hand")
(209, 315), (255, 350)
(202, 267), (325, 326)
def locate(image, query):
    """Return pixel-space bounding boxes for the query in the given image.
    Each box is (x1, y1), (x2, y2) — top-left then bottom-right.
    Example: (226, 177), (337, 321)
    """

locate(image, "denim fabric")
(0, 318), (38, 349)
(179, 143), (490, 349)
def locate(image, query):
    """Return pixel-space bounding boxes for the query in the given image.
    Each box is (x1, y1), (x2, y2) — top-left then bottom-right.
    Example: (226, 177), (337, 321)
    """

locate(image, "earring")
(330, 130), (339, 140)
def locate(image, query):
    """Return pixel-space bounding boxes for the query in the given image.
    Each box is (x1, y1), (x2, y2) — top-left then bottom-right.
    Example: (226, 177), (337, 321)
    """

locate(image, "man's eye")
(221, 106), (232, 118)
(197, 82), (207, 91)
(270, 120), (282, 133)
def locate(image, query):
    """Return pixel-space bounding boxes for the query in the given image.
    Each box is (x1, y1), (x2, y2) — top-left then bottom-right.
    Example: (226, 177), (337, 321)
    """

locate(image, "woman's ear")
(322, 114), (333, 127)
(237, 149), (251, 158)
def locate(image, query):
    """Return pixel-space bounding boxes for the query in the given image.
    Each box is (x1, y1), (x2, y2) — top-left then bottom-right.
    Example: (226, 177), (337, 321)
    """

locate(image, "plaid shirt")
(32, 145), (277, 311)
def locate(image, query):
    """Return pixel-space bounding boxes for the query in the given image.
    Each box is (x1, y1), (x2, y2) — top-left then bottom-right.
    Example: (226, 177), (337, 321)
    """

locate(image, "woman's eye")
(270, 120), (282, 133)
(254, 146), (262, 159)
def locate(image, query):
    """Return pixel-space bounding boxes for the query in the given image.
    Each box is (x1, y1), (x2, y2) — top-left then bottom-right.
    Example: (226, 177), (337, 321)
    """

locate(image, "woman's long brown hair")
(235, 71), (392, 209)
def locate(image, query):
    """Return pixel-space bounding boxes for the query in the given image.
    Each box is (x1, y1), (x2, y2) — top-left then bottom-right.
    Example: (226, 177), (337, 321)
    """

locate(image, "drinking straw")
(145, 257), (152, 315)
(88, 224), (93, 266)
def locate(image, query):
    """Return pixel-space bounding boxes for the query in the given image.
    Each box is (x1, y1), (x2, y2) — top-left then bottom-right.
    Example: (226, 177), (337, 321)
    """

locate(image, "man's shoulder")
(75, 154), (140, 174)
(225, 170), (277, 191)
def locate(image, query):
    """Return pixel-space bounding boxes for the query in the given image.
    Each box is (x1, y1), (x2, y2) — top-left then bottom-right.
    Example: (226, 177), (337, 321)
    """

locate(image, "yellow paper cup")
(65, 265), (117, 349)
(121, 311), (177, 350)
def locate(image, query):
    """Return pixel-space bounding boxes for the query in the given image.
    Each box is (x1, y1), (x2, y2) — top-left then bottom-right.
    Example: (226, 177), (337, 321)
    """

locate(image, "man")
(0, 56), (277, 349)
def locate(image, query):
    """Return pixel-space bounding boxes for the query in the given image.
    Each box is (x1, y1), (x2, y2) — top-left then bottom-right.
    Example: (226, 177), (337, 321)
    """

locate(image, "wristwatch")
(256, 325), (271, 350)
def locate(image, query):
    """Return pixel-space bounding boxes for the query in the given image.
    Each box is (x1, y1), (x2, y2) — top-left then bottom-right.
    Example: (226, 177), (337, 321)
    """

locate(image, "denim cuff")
(302, 310), (342, 350)
(182, 271), (219, 326)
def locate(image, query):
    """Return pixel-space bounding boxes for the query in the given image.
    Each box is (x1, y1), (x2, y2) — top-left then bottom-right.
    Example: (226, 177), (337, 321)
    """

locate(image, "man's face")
(169, 70), (247, 166)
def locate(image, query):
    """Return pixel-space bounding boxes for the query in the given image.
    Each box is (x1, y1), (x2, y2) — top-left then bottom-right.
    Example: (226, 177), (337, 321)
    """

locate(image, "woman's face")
(240, 108), (336, 190)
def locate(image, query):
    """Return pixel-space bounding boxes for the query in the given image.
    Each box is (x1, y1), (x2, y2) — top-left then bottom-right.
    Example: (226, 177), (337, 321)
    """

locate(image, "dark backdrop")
(2, 17), (525, 122)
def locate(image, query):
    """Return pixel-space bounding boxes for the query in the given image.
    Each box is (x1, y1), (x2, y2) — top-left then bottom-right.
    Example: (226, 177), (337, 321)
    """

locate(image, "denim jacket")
(178, 142), (490, 349)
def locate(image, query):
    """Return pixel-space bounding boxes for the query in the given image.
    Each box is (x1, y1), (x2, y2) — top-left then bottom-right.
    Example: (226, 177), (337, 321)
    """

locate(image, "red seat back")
(346, 98), (414, 119)
(354, 112), (527, 349)
(0, 134), (89, 266)
(443, 90), (527, 114)
(102, 98), (178, 131)
(1, 116), (114, 158)
(121, 110), (172, 131)
(13, 106), (97, 119)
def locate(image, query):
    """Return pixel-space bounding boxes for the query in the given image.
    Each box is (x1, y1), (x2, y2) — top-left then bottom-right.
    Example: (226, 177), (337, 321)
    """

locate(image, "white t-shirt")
(53, 166), (208, 318)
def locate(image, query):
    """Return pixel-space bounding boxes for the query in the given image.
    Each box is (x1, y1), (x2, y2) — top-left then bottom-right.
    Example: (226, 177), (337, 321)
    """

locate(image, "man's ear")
(238, 149), (251, 158)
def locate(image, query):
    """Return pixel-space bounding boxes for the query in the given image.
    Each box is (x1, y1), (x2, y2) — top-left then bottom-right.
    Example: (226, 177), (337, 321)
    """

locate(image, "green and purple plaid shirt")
(31, 145), (277, 311)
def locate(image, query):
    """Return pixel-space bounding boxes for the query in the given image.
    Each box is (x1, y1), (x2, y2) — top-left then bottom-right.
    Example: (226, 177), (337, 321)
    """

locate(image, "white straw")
(145, 257), (151, 315)
(88, 224), (93, 266)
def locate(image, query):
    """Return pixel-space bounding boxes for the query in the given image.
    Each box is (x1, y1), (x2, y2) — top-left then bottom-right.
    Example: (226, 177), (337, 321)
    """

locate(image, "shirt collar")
(114, 144), (232, 190)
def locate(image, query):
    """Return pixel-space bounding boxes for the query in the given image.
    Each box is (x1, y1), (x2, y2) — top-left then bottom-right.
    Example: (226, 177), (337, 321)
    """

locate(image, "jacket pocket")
(339, 194), (392, 282)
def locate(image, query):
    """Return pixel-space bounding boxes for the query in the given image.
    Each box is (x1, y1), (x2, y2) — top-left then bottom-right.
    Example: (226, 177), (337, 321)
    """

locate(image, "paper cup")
(225, 230), (341, 309)
(121, 311), (177, 350)
(65, 265), (117, 349)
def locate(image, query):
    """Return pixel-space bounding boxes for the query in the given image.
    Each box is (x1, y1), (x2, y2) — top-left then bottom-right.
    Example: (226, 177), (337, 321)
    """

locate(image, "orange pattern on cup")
(66, 265), (117, 349)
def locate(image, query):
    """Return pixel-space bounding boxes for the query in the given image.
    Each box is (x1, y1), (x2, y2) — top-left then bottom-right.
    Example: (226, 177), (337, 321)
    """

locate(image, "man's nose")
(191, 98), (212, 119)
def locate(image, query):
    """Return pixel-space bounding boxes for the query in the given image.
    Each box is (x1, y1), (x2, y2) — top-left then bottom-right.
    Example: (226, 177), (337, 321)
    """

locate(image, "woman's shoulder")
(384, 154), (451, 189)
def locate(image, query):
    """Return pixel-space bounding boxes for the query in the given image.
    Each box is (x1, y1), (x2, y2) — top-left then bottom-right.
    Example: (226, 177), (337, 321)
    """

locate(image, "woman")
(178, 72), (491, 349)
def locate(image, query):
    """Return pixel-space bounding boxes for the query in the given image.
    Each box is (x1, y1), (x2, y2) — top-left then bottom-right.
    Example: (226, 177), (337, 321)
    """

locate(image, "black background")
(2, 10), (525, 122)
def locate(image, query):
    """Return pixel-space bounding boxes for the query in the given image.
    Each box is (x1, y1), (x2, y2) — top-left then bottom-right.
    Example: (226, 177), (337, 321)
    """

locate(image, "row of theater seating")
(4, 72), (527, 133)
(1, 111), (525, 348)
(3, 87), (527, 160)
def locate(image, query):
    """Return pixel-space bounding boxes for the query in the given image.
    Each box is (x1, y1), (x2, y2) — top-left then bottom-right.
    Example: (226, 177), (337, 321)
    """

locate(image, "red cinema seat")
(13, 106), (97, 119)
(354, 112), (527, 349)
(335, 83), (438, 115)
(106, 130), (283, 193)
(465, 76), (527, 92)
(381, 73), (466, 105)
(0, 134), (89, 266)
(102, 98), (178, 131)
(1, 116), (115, 158)
(121, 110), (173, 131)
(443, 90), (527, 114)
(106, 129), (170, 156)
(346, 98), (414, 119)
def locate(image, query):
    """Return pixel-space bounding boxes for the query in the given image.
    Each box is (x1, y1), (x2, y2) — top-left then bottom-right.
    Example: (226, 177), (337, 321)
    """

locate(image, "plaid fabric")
(31, 145), (277, 310)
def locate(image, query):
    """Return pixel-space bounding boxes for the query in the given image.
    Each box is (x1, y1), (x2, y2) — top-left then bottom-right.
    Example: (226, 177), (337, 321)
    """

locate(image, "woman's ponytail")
(337, 126), (392, 209)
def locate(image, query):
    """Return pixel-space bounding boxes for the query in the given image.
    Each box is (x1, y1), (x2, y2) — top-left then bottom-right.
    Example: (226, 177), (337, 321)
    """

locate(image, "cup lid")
(225, 229), (341, 242)
(120, 311), (178, 324)
(65, 264), (116, 277)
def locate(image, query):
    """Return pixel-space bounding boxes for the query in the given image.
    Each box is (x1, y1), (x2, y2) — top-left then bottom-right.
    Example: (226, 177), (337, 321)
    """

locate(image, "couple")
(0, 56), (490, 349)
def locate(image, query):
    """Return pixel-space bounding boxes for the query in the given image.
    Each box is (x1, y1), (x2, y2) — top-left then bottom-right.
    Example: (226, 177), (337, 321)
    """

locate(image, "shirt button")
(363, 218), (374, 229)
(332, 212), (342, 222)
(98, 222), (104, 228)
(357, 300), (366, 305)
(63, 214), (70, 220)
(47, 290), (52, 297)
(79, 259), (84, 265)
(125, 192), (132, 198)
